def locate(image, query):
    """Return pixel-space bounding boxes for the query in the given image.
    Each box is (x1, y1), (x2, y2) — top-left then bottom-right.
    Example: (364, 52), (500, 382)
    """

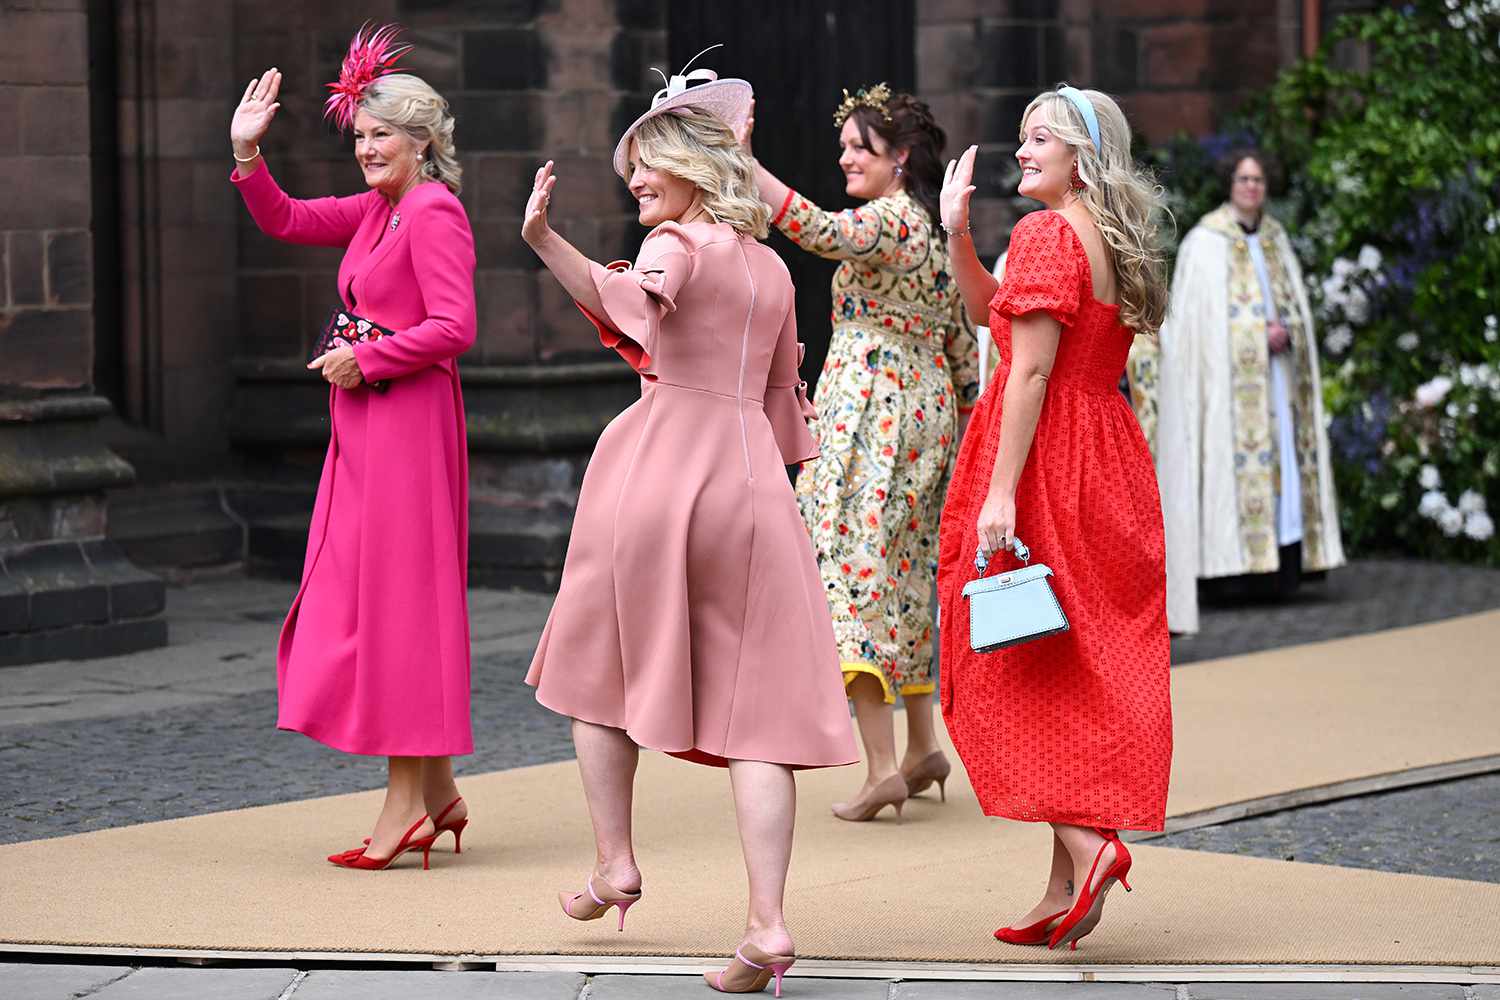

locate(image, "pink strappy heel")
(704, 942), (796, 997)
(558, 873), (641, 931)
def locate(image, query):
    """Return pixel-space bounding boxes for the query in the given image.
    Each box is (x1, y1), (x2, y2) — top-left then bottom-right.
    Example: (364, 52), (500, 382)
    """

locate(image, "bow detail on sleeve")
(766, 341), (819, 465)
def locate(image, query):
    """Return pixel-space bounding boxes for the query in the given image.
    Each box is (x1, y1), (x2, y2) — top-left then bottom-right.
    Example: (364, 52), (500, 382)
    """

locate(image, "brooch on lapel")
(390, 211), (401, 233)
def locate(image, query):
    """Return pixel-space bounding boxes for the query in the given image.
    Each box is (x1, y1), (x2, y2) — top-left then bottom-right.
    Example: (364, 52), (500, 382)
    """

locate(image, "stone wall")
(0, 0), (165, 666)
(2, 1), (95, 390)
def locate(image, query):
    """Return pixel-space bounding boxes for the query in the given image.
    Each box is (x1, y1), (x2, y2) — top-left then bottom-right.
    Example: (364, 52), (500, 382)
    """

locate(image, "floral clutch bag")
(961, 537), (1069, 652)
(311, 305), (396, 392)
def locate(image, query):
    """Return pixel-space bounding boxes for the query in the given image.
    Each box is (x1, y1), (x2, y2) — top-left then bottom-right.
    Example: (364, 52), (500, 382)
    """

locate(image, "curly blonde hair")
(361, 73), (462, 196)
(631, 109), (769, 239)
(1020, 89), (1171, 333)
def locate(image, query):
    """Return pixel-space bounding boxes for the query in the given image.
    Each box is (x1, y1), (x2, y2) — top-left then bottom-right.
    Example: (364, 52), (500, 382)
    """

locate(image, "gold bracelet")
(232, 145), (261, 163)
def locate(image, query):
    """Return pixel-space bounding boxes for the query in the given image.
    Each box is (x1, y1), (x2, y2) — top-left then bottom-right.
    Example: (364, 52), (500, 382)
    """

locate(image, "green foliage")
(1150, 0), (1500, 564)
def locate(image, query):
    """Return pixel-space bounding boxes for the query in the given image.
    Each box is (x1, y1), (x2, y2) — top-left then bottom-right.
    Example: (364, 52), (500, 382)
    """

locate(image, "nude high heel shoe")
(831, 773), (908, 822)
(704, 942), (796, 997)
(901, 750), (953, 801)
(559, 873), (642, 931)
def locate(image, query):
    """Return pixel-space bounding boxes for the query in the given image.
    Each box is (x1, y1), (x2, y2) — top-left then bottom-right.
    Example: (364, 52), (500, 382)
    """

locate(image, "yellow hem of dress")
(841, 663), (934, 705)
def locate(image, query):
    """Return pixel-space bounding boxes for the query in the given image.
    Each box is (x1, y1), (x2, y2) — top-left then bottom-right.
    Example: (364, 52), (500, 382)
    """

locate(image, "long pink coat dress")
(233, 165), (476, 757)
(525, 222), (858, 769)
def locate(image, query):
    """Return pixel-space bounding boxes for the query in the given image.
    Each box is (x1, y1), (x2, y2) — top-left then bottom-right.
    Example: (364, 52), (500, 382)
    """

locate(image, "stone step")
(108, 486), (246, 570)
(246, 503), (575, 592)
(0, 540), (168, 667)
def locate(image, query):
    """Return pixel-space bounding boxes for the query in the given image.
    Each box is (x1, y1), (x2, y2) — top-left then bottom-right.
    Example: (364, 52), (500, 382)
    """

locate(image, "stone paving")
(1158, 772), (1500, 884)
(0, 963), (1492, 998)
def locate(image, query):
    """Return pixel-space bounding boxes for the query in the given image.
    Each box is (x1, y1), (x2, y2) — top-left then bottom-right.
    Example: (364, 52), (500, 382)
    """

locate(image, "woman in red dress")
(935, 86), (1172, 951)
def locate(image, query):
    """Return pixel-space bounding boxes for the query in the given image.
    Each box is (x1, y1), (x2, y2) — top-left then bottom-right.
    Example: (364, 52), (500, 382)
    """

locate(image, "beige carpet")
(3, 611), (1498, 965)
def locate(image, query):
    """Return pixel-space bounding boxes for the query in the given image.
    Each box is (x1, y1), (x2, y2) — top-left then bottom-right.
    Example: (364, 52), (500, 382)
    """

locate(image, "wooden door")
(667, 1), (916, 398)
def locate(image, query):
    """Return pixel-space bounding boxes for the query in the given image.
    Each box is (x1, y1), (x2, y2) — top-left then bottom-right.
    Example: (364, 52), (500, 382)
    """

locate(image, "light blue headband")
(1055, 85), (1101, 152)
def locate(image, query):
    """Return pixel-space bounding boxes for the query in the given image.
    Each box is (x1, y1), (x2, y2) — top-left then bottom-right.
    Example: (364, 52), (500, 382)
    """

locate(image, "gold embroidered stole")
(1201, 205), (1331, 571)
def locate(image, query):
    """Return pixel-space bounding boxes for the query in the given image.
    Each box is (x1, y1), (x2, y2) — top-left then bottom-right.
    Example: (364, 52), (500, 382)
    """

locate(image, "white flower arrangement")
(1316, 247), (1384, 327)
(1420, 464), (1443, 490)
(1486, 314), (1498, 343)
(1438, 506), (1465, 537)
(1396, 331), (1420, 351)
(1458, 489), (1487, 514)
(1418, 489), (1449, 518)
(1466, 510), (1496, 542)
(1324, 325), (1354, 355)
(1414, 375), (1454, 409)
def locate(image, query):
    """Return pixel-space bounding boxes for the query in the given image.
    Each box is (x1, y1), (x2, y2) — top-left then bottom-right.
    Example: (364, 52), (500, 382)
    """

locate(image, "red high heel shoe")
(360, 795), (469, 854)
(1048, 829), (1132, 951)
(994, 908), (1068, 945)
(328, 815), (437, 871)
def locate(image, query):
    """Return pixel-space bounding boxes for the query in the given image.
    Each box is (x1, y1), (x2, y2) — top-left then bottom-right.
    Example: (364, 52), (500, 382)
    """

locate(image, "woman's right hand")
(940, 144), (978, 235)
(522, 160), (557, 248)
(231, 68), (281, 156)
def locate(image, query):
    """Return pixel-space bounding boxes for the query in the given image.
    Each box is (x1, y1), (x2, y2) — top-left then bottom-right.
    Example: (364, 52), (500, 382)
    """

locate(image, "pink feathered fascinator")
(324, 23), (411, 132)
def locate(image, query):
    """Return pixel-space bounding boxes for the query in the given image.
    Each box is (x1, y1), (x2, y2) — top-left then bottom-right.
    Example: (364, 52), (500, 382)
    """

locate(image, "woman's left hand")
(308, 345), (364, 389)
(975, 487), (1017, 562)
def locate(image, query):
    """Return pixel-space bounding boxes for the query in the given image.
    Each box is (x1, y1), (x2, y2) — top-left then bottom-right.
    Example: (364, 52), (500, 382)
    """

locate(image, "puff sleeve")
(989, 211), (1084, 330)
(577, 223), (694, 379)
(763, 301), (819, 465)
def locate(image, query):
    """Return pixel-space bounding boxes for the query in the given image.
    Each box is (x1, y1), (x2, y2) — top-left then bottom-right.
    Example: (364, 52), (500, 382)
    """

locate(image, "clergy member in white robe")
(1129, 151), (1344, 634)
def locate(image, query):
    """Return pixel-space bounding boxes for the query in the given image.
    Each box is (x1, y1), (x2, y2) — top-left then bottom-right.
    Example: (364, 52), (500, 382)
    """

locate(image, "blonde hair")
(632, 109), (770, 239)
(362, 73), (462, 196)
(1020, 89), (1171, 334)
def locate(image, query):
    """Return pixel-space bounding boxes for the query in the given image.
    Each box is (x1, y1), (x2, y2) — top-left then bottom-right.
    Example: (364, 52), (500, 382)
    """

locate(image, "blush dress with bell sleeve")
(526, 221), (858, 769)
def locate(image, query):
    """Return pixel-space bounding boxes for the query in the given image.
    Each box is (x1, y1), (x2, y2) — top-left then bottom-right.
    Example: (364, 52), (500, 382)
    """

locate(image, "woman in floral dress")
(740, 85), (982, 821)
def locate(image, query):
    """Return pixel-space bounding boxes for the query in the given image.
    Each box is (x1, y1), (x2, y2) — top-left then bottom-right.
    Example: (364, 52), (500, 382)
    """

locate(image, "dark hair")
(847, 92), (947, 228)
(1220, 147), (1280, 197)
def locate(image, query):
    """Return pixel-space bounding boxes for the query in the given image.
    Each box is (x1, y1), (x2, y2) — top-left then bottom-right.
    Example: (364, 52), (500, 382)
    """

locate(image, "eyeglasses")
(1233, 175), (1266, 185)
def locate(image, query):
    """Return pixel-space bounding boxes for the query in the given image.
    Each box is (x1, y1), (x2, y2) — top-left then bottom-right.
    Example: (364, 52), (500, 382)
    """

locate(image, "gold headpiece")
(833, 82), (893, 126)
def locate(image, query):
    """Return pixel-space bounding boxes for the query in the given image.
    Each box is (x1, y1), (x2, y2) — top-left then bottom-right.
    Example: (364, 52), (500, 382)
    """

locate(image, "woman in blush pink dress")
(522, 62), (857, 995)
(228, 30), (475, 871)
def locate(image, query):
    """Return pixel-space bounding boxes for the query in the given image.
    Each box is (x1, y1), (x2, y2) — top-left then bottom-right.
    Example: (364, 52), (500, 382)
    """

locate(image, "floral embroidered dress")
(772, 188), (982, 703)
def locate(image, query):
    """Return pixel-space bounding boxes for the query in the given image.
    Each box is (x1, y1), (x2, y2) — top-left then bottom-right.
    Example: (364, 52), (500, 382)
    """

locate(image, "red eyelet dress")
(936, 211), (1173, 831)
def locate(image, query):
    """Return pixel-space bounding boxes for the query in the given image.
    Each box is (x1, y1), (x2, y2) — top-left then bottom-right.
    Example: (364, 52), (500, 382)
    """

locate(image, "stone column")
(0, 1), (166, 666)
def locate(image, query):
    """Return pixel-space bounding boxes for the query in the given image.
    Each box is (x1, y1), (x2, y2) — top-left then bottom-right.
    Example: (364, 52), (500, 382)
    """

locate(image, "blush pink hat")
(612, 44), (753, 178)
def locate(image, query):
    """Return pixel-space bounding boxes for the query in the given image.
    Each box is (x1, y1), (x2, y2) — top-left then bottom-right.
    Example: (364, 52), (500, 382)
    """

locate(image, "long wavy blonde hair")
(362, 74), (462, 196)
(632, 109), (770, 239)
(1020, 89), (1171, 333)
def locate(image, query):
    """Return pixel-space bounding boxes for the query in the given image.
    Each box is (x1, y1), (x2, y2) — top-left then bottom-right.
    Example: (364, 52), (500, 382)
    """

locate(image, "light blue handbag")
(961, 537), (1069, 652)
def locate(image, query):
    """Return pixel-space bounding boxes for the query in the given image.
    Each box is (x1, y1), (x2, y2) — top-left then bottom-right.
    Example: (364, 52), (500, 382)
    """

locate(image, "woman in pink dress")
(522, 63), (857, 994)
(229, 32), (475, 871)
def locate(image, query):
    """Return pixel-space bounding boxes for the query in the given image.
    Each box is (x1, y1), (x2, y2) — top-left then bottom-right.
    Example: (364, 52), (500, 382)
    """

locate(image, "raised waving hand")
(522, 160), (558, 248)
(939, 144), (978, 237)
(231, 68), (282, 163)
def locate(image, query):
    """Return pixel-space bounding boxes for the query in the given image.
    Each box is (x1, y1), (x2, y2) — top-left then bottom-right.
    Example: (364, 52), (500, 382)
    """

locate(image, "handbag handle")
(974, 536), (1030, 576)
